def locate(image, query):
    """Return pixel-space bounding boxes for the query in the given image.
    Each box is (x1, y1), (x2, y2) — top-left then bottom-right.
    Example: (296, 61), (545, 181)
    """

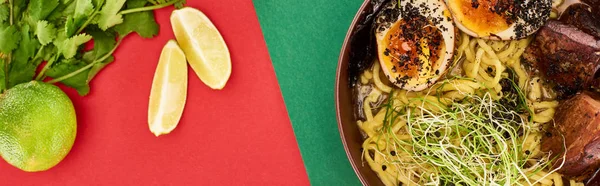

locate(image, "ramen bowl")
(335, 1), (384, 185)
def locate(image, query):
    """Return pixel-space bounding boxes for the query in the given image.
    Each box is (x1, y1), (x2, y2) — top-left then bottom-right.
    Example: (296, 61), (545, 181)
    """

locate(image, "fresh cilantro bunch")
(0, 0), (185, 95)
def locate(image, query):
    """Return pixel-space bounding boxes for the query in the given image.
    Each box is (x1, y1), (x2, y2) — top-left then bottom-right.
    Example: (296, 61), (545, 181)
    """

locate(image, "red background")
(0, 0), (309, 185)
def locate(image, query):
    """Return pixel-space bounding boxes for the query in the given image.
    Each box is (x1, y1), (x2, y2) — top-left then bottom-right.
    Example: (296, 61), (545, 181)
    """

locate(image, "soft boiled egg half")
(445, 0), (552, 40)
(375, 0), (455, 91)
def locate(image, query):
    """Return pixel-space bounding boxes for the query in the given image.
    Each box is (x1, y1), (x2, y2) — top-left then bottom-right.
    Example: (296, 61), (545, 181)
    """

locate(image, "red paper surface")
(0, 0), (309, 185)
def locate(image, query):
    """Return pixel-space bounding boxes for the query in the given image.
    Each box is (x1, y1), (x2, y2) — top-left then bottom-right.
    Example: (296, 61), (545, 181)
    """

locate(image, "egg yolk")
(450, 0), (514, 36)
(382, 19), (443, 78)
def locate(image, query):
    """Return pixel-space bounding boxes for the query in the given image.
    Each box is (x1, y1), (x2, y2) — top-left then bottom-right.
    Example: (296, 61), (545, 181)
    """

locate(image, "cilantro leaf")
(0, 4), (8, 24)
(1, 0), (180, 94)
(67, 0), (95, 36)
(58, 33), (92, 59)
(87, 55), (113, 83)
(10, 25), (41, 88)
(61, 0), (94, 37)
(80, 50), (113, 84)
(156, 0), (186, 9)
(8, 60), (39, 88)
(12, 0), (28, 21)
(174, 0), (186, 9)
(65, 17), (77, 37)
(0, 25), (21, 54)
(86, 26), (116, 59)
(36, 20), (57, 46)
(61, 0), (78, 16)
(39, 44), (57, 61)
(113, 0), (158, 38)
(95, 0), (126, 30)
(74, 0), (94, 25)
(46, 59), (90, 95)
(92, 0), (103, 7)
(46, 0), (76, 22)
(13, 25), (39, 63)
(53, 28), (68, 48)
(28, 0), (59, 21)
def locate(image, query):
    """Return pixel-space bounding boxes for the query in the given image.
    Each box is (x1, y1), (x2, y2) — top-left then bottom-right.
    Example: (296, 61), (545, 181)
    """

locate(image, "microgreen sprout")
(373, 85), (562, 185)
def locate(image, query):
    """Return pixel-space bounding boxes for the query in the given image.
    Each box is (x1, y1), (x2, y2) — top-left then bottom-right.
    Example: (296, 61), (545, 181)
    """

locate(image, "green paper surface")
(253, 0), (363, 185)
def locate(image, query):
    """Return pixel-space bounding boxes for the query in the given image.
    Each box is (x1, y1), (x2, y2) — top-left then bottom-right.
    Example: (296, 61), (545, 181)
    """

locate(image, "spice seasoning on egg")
(374, 0), (456, 91)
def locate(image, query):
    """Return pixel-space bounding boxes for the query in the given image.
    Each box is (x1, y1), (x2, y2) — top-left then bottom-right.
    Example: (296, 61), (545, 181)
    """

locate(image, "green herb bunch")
(0, 0), (185, 94)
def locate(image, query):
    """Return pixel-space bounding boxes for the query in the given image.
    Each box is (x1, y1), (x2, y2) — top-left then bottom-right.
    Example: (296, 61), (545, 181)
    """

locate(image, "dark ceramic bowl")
(335, 1), (383, 186)
(334, 1), (600, 186)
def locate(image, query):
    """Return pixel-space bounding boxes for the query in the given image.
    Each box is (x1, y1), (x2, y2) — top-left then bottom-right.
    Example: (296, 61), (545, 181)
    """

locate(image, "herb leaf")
(39, 44), (57, 61)
(113, 0), (159, 38)
(65, 17), (78, 37)
(0, 4), (9, 24)
(58, 33), (92, 59)
(95, 0), (126, 30)
(174, 0), (185, 9)
(10, 25), (40, 88)
(86, 25), (115, 59)
(1, 0), (182, 93)
(36, 20), (57, 46)
(46, 0), (76, 22)
(0, 25), (21, 54)
(12, 0), (28, 21)
(13, 25), (39, 64)
(91, 0), (103, 7)
(155, 0), (186, 8)
(86, 55), (113, 83)
(46, 59), (90, 95)
(83, 26), (116, 82)
(73, 0), (94, 25)
(28, 0), (59, 21)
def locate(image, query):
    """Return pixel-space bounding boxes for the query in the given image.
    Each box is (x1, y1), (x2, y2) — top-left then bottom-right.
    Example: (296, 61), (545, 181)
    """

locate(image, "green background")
(253, 0), (364, 185)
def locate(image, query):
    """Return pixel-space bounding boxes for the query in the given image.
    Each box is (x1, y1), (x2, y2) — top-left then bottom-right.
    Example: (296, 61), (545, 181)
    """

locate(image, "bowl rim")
(335, 0), (373, 185)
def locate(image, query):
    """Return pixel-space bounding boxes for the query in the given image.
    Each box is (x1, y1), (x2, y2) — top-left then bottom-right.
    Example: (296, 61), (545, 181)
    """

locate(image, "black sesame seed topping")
(513, 0), (552, 38)
(373, 0), (454, 89)
(471, 0), (480, 9)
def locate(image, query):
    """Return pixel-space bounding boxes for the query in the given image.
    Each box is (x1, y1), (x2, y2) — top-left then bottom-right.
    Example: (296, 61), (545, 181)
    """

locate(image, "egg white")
(446, 0), (552, 40)
(374, 0), (456, 91)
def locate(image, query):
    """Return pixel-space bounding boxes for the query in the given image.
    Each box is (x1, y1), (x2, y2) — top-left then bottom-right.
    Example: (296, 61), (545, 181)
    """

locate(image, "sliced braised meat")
(587, 169), (600, 185)
(523, 20), (600, 98)
(541, 91), (600, 181)
(582, 0), (600, 12)
(560, 3), (600, 39)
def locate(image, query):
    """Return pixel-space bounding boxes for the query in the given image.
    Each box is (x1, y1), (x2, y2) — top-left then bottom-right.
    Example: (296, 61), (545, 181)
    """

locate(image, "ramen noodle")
(356, 32), (582, 186)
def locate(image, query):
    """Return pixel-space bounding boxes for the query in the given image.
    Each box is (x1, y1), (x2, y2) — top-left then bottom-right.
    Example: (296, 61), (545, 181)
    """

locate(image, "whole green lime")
(0, 81), (77, 172)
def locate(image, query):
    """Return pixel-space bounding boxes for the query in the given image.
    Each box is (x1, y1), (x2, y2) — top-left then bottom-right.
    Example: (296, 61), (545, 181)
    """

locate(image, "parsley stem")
(47, 39), (123, 84)
(119, 0), (181, 15)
